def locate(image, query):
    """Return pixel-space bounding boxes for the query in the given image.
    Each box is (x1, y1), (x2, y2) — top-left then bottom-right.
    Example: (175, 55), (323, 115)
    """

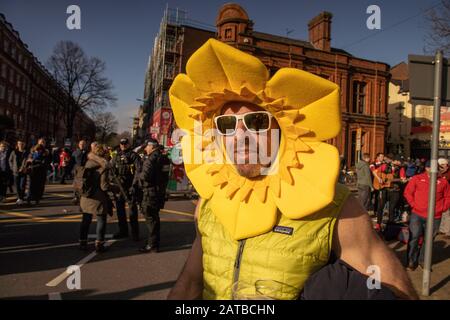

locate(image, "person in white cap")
(438, 158), (450, 239)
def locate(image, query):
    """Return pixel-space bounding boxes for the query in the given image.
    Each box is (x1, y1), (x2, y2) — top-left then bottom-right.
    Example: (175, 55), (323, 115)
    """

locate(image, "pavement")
(0, 183), (449, 300)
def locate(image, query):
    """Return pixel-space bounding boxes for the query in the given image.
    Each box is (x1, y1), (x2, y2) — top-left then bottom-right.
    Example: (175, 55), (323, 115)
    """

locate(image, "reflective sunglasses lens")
(216, 116), (237, 135)
(244, 112), (270, 132)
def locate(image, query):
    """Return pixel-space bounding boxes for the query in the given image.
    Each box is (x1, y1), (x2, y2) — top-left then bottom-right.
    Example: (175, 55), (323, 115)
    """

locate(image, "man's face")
(38, 139), (45, 146)
(120, 143), (128, 151)
(17, 141), (25, 150)
(79, 141), (86, 150)
(439, 163), (448, 174)
(219, 102), (280, 178)
(0, 144), (5, 152)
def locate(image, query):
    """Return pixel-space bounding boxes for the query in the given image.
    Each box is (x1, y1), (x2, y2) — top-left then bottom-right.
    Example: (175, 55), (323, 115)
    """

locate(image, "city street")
(0, 183), (448, 300)
(0, 183), (197, 300)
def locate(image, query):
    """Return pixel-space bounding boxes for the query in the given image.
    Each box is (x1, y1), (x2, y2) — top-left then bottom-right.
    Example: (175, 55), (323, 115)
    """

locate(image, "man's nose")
(235, 119), (247, 133)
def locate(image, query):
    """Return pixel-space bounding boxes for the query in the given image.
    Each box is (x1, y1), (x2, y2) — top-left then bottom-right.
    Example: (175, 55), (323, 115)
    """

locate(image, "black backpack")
(74, 166), (99, 198)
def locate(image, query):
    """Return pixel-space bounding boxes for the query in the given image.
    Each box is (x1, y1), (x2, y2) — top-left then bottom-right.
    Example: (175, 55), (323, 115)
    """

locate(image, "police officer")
(157, 145), (171, 209)
(111, 138), (141, 240)
(138, 138), (162, 253)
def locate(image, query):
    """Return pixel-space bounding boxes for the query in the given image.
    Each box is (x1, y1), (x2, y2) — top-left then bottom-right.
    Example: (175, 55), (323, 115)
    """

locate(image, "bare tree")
(424, 0), (450, 55)
(47, 41), (116, 140)
(94, 112), (119, 144)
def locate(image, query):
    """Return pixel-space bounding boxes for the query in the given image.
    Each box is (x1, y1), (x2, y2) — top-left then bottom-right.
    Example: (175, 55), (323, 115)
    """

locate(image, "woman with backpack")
(79, 145), (116, 252)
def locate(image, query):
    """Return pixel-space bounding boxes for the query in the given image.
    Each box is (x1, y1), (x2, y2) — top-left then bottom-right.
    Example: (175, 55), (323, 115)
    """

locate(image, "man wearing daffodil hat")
(167, 39), (417, 300)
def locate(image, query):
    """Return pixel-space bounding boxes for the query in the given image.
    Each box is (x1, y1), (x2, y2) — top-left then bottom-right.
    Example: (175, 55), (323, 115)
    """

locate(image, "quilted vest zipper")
(232, 239), (246, 297)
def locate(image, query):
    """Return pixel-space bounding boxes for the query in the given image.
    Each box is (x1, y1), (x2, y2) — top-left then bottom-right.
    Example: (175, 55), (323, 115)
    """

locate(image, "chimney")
(308, 12), (332, 51)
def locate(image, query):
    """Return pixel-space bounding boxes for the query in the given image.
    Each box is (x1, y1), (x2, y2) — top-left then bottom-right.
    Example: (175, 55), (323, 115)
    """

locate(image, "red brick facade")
(0, 14), (95, 147)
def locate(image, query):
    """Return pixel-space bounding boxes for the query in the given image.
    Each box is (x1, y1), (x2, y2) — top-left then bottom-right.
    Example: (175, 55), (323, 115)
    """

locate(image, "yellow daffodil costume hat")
(169, 39), (342, 240)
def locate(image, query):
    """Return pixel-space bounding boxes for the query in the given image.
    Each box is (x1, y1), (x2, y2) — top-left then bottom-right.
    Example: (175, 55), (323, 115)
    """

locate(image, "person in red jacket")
(403, 160), (450, 270)
(59, 147), (71, 184)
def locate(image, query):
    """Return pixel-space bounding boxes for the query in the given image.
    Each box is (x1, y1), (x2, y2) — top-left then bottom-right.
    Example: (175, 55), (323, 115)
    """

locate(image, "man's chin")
(235, 164), (261, 178)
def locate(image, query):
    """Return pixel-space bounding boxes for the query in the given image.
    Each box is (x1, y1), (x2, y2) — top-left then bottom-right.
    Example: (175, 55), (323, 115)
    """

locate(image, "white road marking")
(48, 292), (62, 300)
(46, 240), (116, 287)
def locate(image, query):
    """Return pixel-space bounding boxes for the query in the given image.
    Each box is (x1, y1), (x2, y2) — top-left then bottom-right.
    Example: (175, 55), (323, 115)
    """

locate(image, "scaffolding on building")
(139, 6), (215, 197)
(141, 7), (215, 144)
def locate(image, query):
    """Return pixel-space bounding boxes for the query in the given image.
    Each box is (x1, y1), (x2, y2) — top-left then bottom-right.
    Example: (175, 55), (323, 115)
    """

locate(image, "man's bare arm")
(332, 194), (419, 300)
(167, 201), (204, 299)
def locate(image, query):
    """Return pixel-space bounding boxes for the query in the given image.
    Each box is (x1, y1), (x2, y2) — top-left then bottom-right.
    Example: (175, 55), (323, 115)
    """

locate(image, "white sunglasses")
(214, 111), (273, 136)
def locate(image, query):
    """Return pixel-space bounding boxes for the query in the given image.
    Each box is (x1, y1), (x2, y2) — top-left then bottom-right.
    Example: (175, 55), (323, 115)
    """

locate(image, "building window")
(0, 85), (5, 100)
(225, 28), (233, 40)
(4, 39), (9, 53)
(164, 63), (174, 79)
(7, 89), (13, 104)
(9, 69), (14, 83)
(352, 81), (366, 114)
(1, 64), (6, 78)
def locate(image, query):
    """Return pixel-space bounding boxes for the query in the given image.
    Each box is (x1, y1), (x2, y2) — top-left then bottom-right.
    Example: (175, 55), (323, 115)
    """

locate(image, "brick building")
(0, 14), (95, 147)
(142, 4), (390, 167)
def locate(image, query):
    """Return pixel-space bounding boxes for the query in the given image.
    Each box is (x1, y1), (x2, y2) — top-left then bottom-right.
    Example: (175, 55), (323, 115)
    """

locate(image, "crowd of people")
(1, 138), (50, 205)
(356, 152), (450, 270)
(0, 137), (171, 254)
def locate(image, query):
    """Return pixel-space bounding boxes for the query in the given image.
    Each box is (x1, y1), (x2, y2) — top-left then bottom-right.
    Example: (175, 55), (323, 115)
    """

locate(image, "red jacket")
(403, 172), (450, 219)
(59, 151), (70, 168)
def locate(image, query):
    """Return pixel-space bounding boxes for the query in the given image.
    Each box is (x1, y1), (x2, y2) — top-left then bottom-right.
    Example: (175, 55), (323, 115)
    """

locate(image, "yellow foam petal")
(253, 184), (268, 203)
(269, 175), (281, 198)
(265, 68), (337, 108)
(265, 68), (340, 141)
(294, 139), (312, 152)
(297, 89), (341, 141)
(239, 180), (255, 202)
(186, 39), (269, 94)
(212, 171), (228, 187)
(225, 183), (241, 199)
(210, 186), (278, 240)
(274, 143), (340, 219)
(169, 74), (202, 133)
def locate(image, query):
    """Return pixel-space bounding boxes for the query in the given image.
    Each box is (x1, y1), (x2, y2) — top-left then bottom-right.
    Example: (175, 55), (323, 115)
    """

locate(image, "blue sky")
(0, 0), (439, 132)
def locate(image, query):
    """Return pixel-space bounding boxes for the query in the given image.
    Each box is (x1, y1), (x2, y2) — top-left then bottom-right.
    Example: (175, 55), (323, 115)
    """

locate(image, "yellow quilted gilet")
(198, 184), (350, 300)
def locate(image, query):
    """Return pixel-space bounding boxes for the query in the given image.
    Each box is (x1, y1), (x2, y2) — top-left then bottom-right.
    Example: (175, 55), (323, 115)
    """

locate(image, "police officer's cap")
(120, 138), (129, 145)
